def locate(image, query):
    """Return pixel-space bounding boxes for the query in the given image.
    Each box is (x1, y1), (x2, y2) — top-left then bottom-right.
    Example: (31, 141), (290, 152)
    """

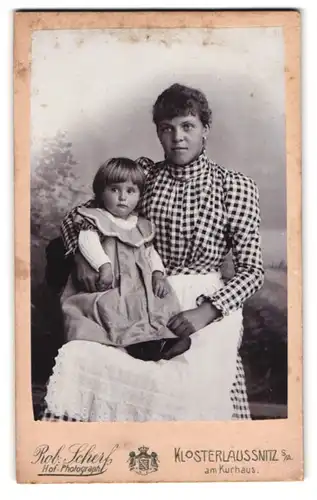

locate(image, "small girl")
(61, 157), (191, 361)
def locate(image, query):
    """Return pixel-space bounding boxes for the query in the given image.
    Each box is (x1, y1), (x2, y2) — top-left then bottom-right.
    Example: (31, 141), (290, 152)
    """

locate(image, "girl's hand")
(152, 271), (169, 298)
(96, 263), (113, 292)
(167, 302), (222, 337)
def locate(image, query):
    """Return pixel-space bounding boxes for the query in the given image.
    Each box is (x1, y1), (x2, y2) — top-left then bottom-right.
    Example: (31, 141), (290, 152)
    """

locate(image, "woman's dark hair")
(92, 157), (146, 202)
(152, 83), (212, 127)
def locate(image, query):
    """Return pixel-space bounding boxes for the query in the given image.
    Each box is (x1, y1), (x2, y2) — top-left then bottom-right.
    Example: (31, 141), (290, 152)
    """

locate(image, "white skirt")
(45, 272), (243, 421)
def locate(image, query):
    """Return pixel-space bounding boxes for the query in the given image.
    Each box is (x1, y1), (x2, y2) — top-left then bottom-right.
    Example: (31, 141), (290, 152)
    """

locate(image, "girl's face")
(156, 114), (209, 166)
(100, 180), (141, 219)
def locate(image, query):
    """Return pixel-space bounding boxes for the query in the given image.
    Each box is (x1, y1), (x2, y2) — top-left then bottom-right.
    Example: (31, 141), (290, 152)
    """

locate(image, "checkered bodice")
(139, 152), (230, 276)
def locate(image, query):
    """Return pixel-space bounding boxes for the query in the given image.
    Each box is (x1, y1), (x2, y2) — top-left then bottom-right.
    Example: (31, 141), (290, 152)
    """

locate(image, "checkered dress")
(43, 151), (264, 422)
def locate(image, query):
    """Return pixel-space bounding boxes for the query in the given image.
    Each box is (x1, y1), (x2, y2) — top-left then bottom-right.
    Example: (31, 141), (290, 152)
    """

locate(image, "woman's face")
(156, 114), (209, 166)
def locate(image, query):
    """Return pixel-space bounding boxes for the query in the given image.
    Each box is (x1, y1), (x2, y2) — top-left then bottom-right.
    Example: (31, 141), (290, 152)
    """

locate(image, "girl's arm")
(145, 245), (165, 274)
(78, 230), (111, 271)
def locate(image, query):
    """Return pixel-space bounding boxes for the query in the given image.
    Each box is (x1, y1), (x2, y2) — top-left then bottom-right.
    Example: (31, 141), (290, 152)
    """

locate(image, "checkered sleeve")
(60, 199), (96, 256)
(209, 171), (264, 315)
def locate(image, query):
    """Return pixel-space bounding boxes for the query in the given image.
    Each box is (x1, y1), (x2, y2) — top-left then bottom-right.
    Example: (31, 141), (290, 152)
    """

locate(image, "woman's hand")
(162, 337), (191, 360)
(97, 263), (113, 292)
(72, 251), (99, 292)
(152, 271), (169, 298)
(167, 302), (222, 337)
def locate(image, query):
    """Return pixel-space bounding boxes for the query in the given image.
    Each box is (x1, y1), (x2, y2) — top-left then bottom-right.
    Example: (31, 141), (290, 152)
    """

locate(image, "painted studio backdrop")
(30, 28), (287, 419)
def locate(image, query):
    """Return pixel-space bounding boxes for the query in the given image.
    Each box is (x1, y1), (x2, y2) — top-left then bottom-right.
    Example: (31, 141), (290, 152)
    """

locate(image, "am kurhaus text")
(174, 448), (279, 463)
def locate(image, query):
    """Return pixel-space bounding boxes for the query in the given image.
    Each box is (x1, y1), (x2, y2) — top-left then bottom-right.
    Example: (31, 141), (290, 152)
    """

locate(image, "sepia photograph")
(30, 26), (287, 423)
(14, 10), (302, 484)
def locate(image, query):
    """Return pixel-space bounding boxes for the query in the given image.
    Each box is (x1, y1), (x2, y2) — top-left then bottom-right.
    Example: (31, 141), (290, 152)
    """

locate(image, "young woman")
(41, 83), (264, 422)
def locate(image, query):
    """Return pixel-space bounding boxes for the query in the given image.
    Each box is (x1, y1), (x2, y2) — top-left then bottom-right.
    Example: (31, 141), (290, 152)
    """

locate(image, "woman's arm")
(136, 156), (155, 176)
(60, 199), (99, 291)
(167, 172), (264, 338)
(201, 171), (264, 316)
(145, 245), (170, 298)
(78, 230), (113, 291)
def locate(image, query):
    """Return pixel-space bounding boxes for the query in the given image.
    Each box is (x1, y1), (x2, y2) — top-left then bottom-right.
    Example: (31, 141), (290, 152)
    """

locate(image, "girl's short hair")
(92, 157), (146, 201)
(152, 83), (212, 127)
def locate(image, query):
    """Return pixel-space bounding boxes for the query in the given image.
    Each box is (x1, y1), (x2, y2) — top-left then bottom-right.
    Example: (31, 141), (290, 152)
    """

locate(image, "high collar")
(165, 150), (209, 182)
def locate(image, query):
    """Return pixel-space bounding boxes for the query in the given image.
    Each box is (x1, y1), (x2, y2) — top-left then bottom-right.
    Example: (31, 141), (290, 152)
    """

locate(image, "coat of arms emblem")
(128, 446), (159, 475)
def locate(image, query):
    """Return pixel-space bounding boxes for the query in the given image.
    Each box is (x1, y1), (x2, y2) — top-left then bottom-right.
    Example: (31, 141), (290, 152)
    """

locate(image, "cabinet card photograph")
(15, 10), (302, 483)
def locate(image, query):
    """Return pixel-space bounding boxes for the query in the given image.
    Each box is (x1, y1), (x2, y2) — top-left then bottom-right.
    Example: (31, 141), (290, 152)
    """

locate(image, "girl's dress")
(62, 208), (180, 347)
(42, 151), (264, 422)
